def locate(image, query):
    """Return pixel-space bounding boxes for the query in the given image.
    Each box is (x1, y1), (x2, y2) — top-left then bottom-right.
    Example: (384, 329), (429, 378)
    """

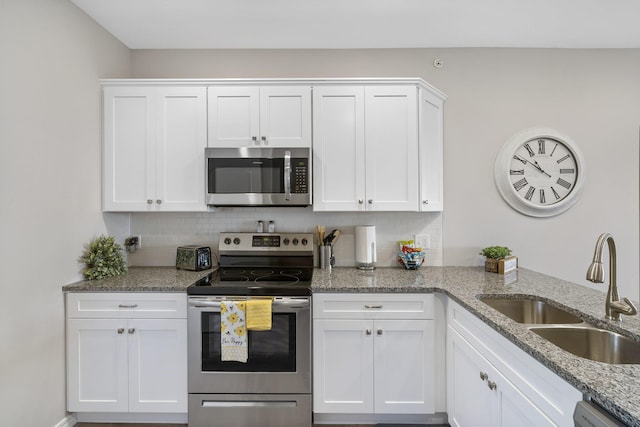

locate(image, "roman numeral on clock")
(525, 186), (536, 201)
(510, 169), (524, 175)
(551, 186), (561, 200)
(524, 144), (535, 157)
(513, 155), (527, 165)
(539, 188), (546, 204)
(557, 178), (572, 189)
(538, 139), (545, 154)
(513, 178), (528, 191)
(557, 154), (571, 163)
(560, 168), (575, 174)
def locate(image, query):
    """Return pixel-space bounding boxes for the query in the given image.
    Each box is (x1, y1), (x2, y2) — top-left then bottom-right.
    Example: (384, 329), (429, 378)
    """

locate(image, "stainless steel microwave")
(205, 147), (311, 207)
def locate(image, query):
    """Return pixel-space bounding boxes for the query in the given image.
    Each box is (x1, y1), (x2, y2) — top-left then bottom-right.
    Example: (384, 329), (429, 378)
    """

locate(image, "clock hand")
(531, 160), (552, 178)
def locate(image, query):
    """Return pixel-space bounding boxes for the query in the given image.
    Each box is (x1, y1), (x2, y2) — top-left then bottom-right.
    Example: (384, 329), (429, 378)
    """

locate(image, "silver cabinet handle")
(368, 199), (373, 204)
(261, 136), (267, 144)
(377, 329), (383, 335)
(358, 199), (364, 205)
(423, 200), (429, 205)
(147, 199), (153, 204)
(128, 328), (135, 334)
(156, 199), (162, 204)
(480, 372), (488, 381)
(366, 329), (372, 335)
(252, 136), (258, 144)
(117, 328), (125, 334)
(487, 380), (497, 391)
(283, 150), (291, 201)
(364, 304), (383, 309)
(118, 304), (138, 309)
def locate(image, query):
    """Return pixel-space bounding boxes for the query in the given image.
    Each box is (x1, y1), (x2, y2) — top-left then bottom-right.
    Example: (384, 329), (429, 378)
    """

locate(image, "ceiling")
(71, 0), (640, 50)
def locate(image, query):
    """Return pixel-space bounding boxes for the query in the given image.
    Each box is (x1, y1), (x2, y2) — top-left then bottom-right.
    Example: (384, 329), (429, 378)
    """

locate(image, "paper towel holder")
(355, 225), (376, 270)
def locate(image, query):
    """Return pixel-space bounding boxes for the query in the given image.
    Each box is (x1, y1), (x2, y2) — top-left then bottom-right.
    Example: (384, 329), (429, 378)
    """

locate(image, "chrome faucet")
(586, 233), (637, 321)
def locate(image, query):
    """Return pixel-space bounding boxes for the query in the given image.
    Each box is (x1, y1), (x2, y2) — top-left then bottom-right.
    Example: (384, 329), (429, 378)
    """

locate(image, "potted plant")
(480, 245), (518, 274)
(79, 235), (127, 280)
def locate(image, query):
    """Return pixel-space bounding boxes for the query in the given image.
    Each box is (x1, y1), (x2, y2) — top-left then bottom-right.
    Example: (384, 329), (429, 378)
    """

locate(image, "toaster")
(176, 246), (212, 271)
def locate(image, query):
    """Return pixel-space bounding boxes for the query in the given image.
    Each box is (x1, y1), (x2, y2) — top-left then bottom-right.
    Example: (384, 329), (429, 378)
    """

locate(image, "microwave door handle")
(284, 150), (291, 201)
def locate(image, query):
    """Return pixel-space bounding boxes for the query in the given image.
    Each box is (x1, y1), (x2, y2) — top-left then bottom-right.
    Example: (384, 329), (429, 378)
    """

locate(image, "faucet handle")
(612, 297), (638, 317)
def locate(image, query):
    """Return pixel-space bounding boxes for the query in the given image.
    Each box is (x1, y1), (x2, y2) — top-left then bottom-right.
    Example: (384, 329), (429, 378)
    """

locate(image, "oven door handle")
(188, 298), (310, 310)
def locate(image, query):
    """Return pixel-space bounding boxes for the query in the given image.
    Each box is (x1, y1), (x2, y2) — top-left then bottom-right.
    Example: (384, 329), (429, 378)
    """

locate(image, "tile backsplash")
(127, 208), (443, 268)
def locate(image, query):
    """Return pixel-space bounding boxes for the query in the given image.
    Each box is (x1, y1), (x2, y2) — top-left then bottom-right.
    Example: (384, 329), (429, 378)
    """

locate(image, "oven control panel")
(219, 232), (314, 253)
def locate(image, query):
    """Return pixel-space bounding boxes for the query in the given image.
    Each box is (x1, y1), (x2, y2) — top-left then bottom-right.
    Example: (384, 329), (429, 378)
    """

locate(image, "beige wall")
(0, 0), (130, 425)
(132, 48), (640, 300)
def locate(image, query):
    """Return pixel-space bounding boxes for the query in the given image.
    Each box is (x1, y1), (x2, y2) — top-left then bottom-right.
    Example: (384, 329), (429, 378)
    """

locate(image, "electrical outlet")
(414, 234), (430, 250)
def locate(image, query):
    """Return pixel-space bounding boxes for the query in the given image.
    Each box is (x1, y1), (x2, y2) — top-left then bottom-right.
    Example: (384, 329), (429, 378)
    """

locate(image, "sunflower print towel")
(220, 301), (248, 362)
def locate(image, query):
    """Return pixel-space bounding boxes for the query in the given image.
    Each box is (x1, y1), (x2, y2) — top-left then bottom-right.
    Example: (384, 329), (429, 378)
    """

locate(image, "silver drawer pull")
(118, 304), (138, 309)
(480, 372), (488, 381)
(487, 380), (497, 391)
(377, 329), (383, 335)
(366, 329), (372, 335)
(364, 304), (383, 309)
(128, 328), (135, 334)
(117, 328), (125, 334)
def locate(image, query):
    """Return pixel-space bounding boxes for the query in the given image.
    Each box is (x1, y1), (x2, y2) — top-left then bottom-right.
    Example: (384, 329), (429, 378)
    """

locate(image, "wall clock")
(494, 127), (586, 217)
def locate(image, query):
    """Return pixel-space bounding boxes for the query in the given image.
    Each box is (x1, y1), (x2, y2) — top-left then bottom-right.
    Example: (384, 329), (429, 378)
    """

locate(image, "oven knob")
(233, 238), (241, 245)
(301, 238), (308, 246)
(292, 238), (299, 245)
(283, 238), (290, 245)
(224, 237), (231, 245)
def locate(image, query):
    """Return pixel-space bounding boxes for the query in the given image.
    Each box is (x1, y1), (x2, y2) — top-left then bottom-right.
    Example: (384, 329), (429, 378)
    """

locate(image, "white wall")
(0, 0), (130, 425)
(131, 48), (640, 300)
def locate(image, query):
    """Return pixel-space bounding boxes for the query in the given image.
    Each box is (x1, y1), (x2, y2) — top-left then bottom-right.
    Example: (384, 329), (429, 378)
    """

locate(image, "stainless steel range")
(187, 232), (313, 427)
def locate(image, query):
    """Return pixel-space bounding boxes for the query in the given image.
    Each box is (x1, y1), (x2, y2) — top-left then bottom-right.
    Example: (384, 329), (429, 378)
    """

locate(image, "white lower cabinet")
(66, 293), (187, 415)
(446, 299), (581, 427)
(313, 294), (436, 418)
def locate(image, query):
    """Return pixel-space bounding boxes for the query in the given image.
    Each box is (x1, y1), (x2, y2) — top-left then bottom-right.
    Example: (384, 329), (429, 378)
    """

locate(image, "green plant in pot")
(480, 246), (517, 274)
(79, 235), (127, 280)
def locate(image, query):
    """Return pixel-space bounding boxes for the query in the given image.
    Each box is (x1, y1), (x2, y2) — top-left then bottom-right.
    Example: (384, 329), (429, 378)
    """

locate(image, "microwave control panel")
(293, 159), (308, 194)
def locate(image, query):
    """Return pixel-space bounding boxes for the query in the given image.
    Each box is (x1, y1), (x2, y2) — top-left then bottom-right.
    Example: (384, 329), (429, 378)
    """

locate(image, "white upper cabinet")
(313, 82), (444, 212)
(208, 86), (311, 147)
(103, 86), (207, 212)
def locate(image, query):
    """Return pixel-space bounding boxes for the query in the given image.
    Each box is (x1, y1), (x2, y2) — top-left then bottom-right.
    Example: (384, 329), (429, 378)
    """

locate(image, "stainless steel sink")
(529, 325), (640, 364)
(480, 296), (583, 324)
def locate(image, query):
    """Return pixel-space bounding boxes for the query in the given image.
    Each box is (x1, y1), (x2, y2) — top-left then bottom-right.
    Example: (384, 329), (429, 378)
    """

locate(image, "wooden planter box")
(485, 256), (518, 274)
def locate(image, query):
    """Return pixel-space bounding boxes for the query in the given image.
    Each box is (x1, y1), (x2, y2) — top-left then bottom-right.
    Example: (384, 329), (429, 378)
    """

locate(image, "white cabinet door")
(103, 86), (207, 212)
(155, 87), (207, 211)
(312, 85), (419, 212)
(208, 86), (311, 148)
(260, 86), (311, 147)
(312, 86), (366, 211)
(447, 326), (555, 427)
(67, 319), (129, 412)
(207, 87), (260, 147)
(364, 86), (419, 211)
(374, 319), (435, 414)
(312, 319), (374, 413)
(419, 88), (444, 212)
(103, 87), (155, 211)
(128, 319), (188, 413)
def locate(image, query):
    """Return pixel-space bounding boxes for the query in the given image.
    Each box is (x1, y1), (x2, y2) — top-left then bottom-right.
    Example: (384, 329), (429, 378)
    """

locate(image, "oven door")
(205, 147), (310, 206)
(187, 296), (311, 394)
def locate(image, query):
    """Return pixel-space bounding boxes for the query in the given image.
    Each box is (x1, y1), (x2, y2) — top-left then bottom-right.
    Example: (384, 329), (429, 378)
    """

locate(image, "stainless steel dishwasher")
(574, 400), (627, 427)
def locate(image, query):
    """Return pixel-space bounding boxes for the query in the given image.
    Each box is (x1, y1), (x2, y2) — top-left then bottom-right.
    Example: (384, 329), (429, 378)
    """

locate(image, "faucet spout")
(586, 233), (637, 321)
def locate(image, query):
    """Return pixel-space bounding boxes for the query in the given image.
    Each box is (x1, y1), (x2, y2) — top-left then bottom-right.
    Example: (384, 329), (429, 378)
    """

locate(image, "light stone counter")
(61, 265), (640, 425)
(312, 266), (640, 427)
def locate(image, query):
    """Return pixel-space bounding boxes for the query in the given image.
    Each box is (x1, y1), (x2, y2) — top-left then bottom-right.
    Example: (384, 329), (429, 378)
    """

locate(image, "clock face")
(495, 128), (585, 217)
(509, 137), (578, 206)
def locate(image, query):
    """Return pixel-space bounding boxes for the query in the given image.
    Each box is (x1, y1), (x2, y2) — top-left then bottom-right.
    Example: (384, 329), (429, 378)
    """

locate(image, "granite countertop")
(61, 266), (214, 292)
(313, 266), (640, 427)
(62, 265), (640, 425)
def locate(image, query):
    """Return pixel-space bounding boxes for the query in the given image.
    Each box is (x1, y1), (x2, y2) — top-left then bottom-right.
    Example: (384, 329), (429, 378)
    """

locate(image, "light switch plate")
(414, 234), (430, 250)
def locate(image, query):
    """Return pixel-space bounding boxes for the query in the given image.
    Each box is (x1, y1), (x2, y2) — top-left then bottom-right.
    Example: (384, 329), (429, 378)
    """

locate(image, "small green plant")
(79, 235), (127, 280)
(479, 246), (512, 260)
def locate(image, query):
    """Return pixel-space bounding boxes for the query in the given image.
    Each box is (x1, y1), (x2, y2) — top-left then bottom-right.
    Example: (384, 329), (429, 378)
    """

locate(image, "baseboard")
(53, 414), (77, 427)
(76, 412), (188, 423)
(313, 412), (448, 425)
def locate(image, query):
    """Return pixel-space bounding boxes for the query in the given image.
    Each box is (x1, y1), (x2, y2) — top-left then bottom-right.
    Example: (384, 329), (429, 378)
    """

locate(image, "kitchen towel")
(220, 301), (248, 363)
(246, 298), (273, 331)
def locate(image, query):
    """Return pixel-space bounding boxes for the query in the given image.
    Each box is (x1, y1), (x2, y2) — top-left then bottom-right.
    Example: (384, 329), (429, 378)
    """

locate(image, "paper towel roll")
(355, 225), (376, 270)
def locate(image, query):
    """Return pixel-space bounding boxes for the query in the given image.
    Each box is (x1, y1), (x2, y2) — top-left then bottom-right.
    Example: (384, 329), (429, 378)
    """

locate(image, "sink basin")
(530, 326), (640, 364)
(480, 297), (583, 324)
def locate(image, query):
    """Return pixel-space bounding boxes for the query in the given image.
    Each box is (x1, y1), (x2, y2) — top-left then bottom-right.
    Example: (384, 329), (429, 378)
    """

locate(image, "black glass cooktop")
(187, 268), (313, 296)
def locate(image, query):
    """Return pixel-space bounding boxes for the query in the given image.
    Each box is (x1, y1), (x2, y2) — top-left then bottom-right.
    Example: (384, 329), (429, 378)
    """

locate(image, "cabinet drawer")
(67, 293), (187, 319)
(313, 293), (434, 319)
